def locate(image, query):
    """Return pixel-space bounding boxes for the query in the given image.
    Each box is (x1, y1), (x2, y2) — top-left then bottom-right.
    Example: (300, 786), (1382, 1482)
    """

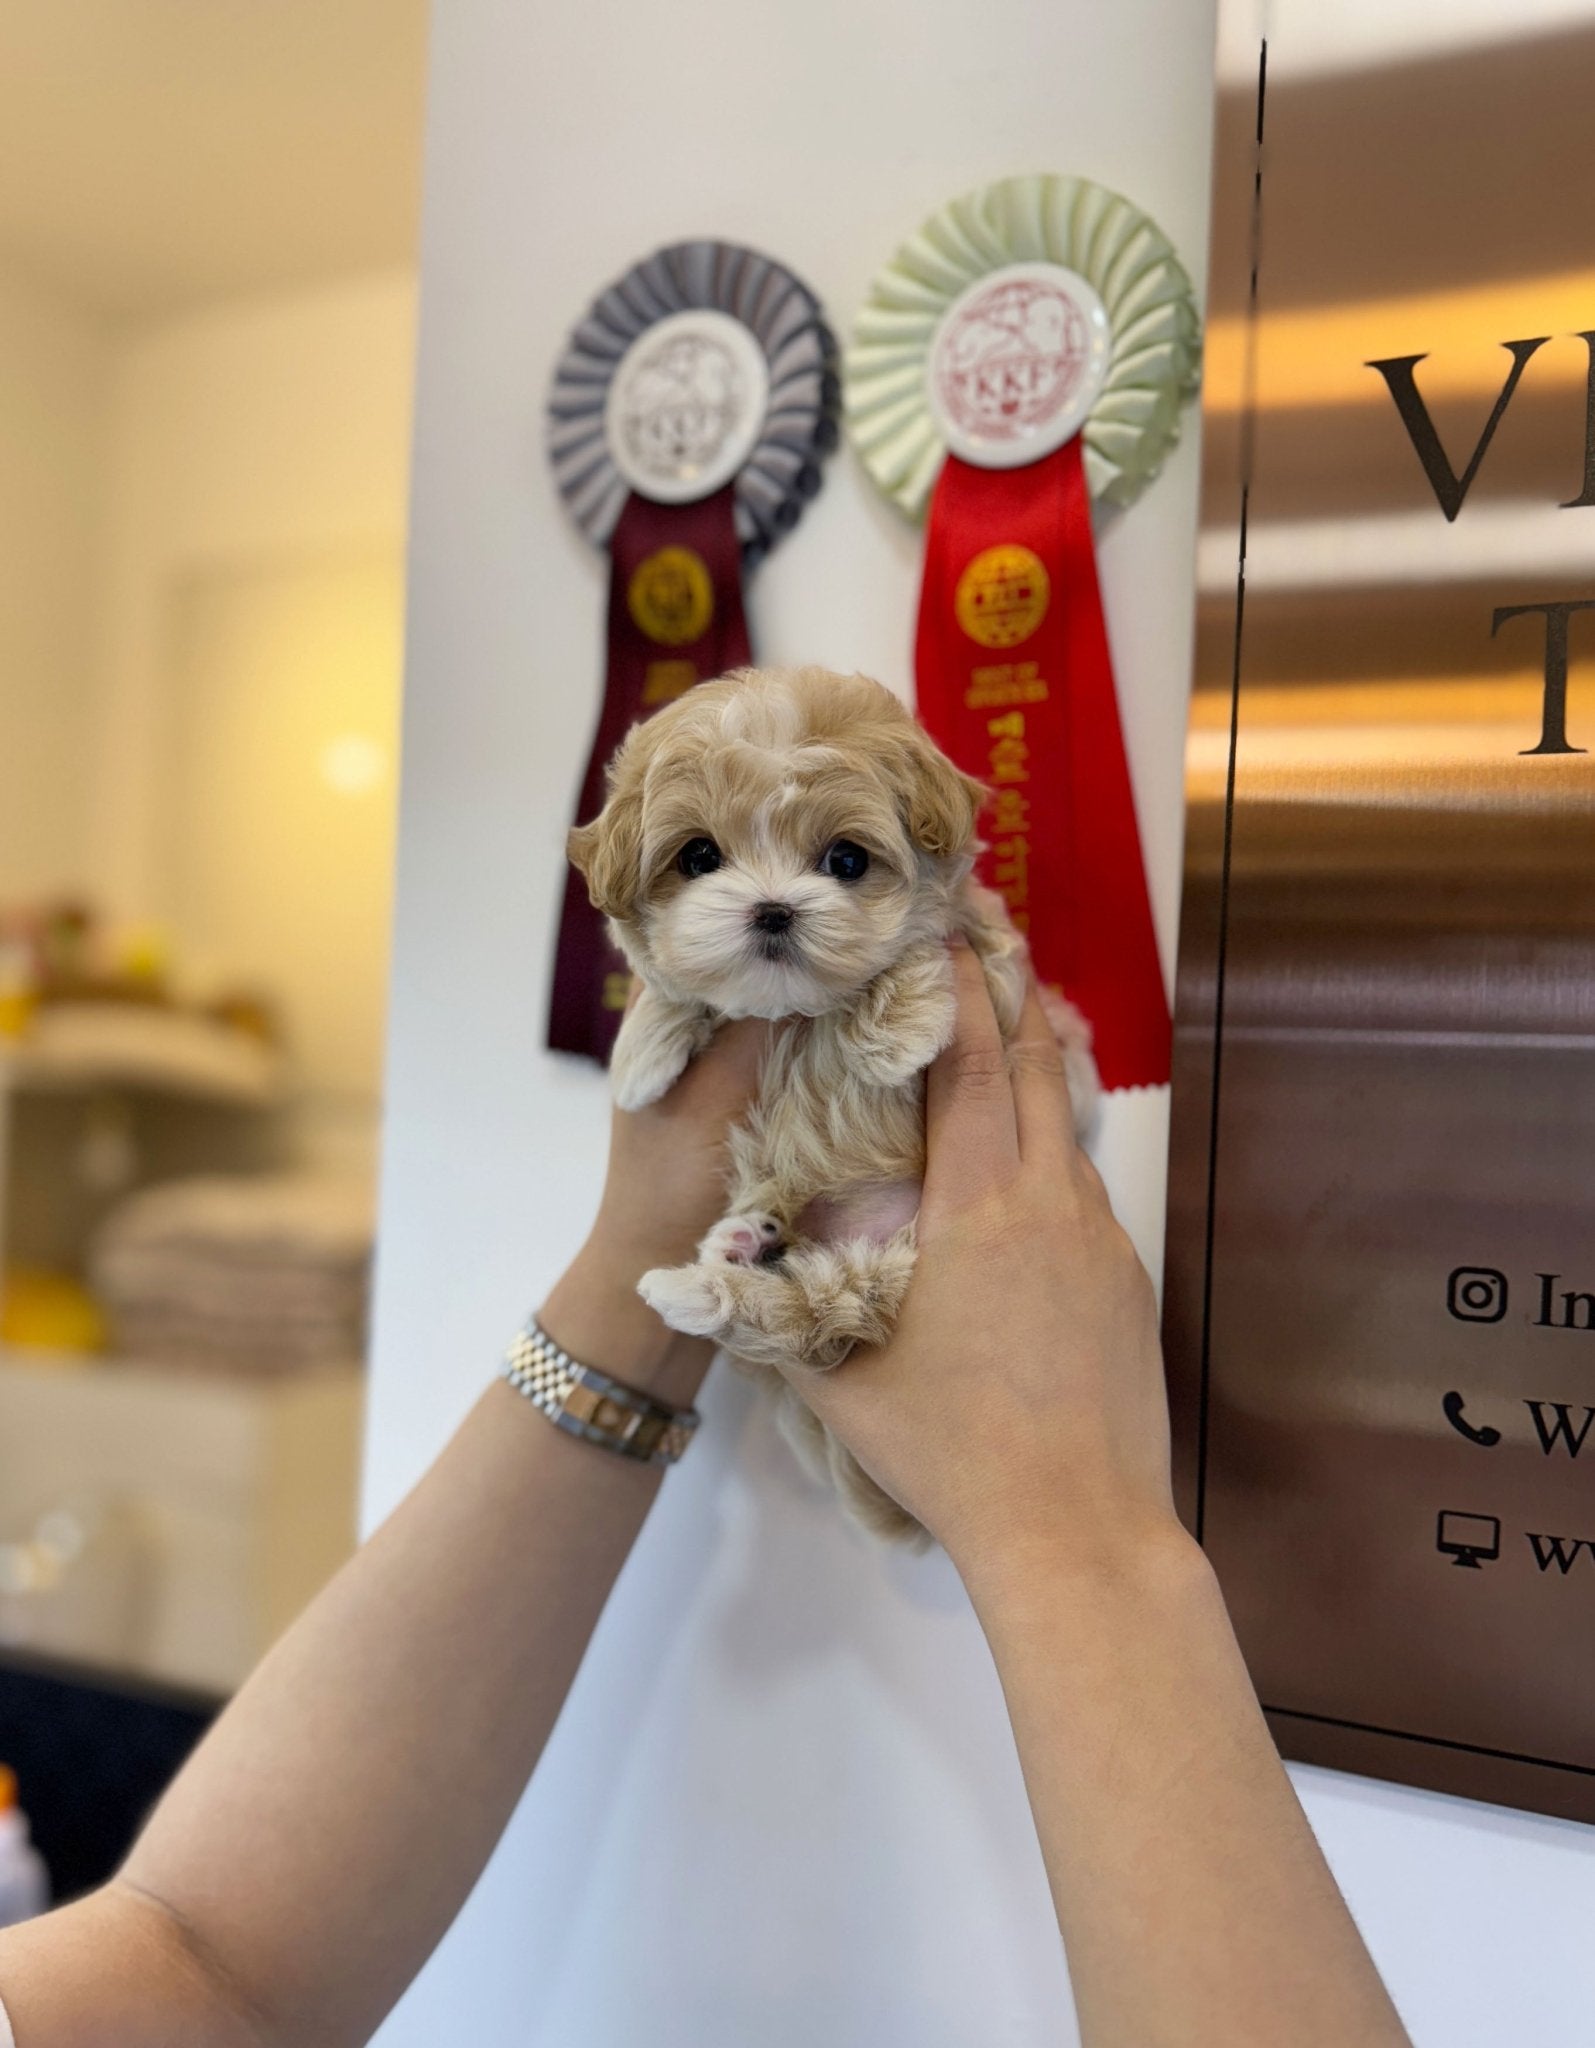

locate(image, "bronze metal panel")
(1167, 12), (1595, 1823)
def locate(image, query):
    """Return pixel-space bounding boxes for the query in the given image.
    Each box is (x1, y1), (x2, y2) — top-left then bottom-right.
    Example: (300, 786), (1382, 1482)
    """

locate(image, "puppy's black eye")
(821, 839), (870, 883)
(676, 836), (722, 880)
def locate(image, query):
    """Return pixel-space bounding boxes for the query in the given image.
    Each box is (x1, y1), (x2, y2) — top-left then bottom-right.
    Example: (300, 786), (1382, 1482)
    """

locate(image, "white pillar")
(368, 4), (1217, 2042)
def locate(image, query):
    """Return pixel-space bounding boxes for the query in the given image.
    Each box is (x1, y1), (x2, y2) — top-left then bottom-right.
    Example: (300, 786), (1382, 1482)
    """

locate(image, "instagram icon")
(1447, 1267), (1509, 1323)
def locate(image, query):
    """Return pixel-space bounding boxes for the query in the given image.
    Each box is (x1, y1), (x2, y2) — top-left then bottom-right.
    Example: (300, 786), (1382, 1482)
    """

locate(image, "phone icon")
(1442, 1391), (1502, 1448)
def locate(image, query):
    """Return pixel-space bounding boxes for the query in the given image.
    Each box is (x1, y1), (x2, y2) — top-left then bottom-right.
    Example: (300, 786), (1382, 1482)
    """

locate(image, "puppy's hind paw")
(637, 1262), (731, 1339)
(699, 1212), (784, 1266)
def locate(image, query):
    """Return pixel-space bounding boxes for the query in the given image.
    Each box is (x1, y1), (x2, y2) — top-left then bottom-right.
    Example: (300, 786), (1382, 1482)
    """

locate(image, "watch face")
(604, 309), (771, 504)
(927, 261), (1111, 469)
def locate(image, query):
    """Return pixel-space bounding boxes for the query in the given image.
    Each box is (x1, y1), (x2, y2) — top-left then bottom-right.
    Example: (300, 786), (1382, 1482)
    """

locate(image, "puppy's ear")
(567, 799), (642, 921)
(567, 721), (657, 920)
(894, 721), (986, 858)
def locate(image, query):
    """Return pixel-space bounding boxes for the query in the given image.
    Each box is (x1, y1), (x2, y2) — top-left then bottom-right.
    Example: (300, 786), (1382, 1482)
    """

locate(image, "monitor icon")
(1437, 1510), (1501, 1569)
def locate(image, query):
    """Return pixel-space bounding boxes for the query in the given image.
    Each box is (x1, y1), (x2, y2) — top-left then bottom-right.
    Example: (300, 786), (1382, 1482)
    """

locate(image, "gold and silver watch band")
(501, 1320), (699, 1466)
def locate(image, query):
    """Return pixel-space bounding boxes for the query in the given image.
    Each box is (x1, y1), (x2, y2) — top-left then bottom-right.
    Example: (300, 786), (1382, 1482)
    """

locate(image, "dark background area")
(0, 1653), (215, 1902)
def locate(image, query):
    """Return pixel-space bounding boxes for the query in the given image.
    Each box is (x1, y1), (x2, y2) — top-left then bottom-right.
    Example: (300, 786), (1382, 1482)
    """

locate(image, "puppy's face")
(569, 668), (983, 1019)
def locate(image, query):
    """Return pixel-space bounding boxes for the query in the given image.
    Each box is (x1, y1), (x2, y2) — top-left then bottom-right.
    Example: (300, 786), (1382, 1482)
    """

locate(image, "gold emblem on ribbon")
(954, 544), (1050, 650)
(627, 545), (714, 647)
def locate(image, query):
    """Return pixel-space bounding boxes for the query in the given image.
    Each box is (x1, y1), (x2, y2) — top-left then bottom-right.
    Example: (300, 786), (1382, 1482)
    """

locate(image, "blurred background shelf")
(0, 1004), (294, 1324)
(0, 1002), (284, 1106)
(0, 1347), (363, 1696)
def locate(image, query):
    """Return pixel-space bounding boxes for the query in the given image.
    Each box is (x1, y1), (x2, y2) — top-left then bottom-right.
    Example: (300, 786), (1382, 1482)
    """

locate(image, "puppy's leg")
(608, 983), (715, 1111)
(1036, 985), (1101, 1136)
(775, 1231), (927, 1546)
(833, 944), (956, 1089)
(961, 885), (1100, 1137)
(775, 1387), (925, 1547)
(960, 886), (1028, 1035)
(642, 1227), (927, 1545)
(777, 1229), (918, 1366)
(638, 1225), (916, 1375)
(636, 1252), (804, 1358)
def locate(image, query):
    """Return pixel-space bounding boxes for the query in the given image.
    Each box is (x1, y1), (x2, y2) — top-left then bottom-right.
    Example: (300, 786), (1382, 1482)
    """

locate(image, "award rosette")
(846, 175), (1200, 1090)
(546, 242), (838, 1061)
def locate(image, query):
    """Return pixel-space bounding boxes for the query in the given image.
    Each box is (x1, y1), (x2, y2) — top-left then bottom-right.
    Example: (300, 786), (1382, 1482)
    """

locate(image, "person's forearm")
(0, 1258), (709, 2048)
(964, 1525), (1410, 2048)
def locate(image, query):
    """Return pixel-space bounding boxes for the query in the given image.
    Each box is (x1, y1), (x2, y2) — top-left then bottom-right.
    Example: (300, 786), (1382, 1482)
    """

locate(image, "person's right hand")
(777, 937), (1181, 1590)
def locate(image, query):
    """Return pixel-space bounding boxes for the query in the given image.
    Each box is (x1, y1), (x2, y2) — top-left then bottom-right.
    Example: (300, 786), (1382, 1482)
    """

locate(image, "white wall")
(0, 262), (110, 900)
(369, 4), (1210, 2046)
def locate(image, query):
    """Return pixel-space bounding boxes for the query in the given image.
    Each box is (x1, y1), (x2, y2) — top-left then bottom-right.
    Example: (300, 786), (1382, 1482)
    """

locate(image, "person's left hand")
(540, 1006), (769, 1404)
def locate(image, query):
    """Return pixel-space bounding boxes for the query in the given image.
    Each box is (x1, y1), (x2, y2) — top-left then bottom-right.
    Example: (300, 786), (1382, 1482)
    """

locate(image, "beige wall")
(80, 268), (418, 1138)
(0, 262), (110, 899)
(166, 555), (402, 1097)
(87, 269), (418, 931)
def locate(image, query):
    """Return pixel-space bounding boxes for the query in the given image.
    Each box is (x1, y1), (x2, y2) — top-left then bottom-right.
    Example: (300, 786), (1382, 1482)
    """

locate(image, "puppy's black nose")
(751, 901), (795, 934)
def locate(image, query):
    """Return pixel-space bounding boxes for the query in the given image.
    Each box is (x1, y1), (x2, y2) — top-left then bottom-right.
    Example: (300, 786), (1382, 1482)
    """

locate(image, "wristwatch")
(501, 1319), (699, 1466)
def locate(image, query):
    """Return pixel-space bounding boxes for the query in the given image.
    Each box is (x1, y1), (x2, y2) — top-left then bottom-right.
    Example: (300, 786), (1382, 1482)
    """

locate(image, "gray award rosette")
(547, 240), (839, 566)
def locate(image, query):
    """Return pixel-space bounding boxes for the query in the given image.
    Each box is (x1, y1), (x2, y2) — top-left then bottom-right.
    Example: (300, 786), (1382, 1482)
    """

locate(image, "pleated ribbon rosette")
(846, 176), (1200, 1089)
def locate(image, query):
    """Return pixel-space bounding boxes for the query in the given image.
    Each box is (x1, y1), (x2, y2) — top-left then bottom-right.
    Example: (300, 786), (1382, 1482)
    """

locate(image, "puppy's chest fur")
(726, 942), (957, 1240)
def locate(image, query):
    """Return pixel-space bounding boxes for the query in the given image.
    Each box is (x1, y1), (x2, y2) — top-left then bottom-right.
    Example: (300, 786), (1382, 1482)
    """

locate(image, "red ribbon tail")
(1049, 440), (1170, 1089)
(914, 444), (1169, 1090)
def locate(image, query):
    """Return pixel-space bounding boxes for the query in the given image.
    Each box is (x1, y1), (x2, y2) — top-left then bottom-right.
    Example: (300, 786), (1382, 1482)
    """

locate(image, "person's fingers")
(924, 940), (1018, 1205)
(1009, 979), (1078, 1167)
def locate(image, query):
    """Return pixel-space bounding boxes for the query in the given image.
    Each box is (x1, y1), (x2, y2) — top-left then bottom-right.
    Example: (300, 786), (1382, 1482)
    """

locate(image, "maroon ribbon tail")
(546, 484), (751, 1062)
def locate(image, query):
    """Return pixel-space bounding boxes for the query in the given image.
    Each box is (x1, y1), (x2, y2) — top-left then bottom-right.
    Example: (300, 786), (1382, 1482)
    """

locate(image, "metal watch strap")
(501, 1320), (699, 1466)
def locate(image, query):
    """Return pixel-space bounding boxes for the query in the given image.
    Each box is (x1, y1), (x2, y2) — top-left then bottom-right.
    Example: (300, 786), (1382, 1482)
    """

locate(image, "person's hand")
(586, 1008), (770, 1277)
(540, 1006), (769, 1405)
(776, 938), (1180, 1592)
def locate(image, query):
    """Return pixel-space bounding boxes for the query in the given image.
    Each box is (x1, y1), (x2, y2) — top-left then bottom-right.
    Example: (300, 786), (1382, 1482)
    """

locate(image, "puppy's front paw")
(700, 1212), (784, 1266)
(842, 947), (957, 1085)
(638, 1262), (730, 1339)
(609, 993), (713, 1111)
(611, 1049), (681, 1113)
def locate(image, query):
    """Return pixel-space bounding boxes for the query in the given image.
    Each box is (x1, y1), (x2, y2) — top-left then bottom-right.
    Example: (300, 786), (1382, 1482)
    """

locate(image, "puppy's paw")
(609, 991), (714, 1111)
(1038, 986), (1101, 1139)
(611, 1048), (683, 1113)
(637, 1262), (730, 1339)
(884, 984), (957, 1082)
(1064, 1042), (1102, 1140)
(841, 946), (957, 1086)
(700, 1212), (784, 1266)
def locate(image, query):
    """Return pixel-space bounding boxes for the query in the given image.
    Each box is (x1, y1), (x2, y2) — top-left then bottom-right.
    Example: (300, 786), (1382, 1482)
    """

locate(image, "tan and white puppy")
(569, 665), (1098, 1542)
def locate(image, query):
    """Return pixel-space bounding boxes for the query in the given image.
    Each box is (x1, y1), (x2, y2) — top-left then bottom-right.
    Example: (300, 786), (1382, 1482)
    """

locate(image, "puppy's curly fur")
(569, 666), (1098, 1542)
